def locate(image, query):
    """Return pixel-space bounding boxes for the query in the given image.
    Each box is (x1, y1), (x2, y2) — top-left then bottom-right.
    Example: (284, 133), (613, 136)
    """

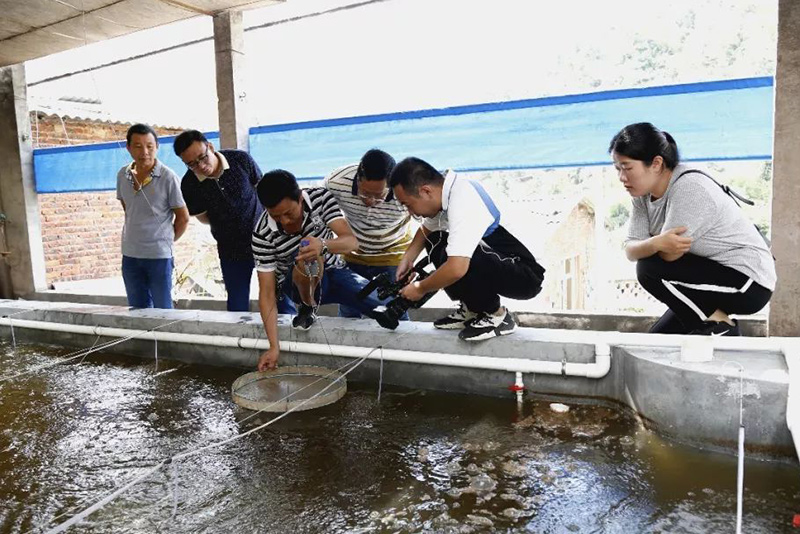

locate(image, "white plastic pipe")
(0, 318), (611, 378)
(736, 424), (744, 534)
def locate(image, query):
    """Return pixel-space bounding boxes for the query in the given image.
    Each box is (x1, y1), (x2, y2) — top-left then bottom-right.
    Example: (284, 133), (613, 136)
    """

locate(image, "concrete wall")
(0, 299), (792, 458)
(39, 193), (216, 284)
(25, 289), (771, 336)
(0, 64), (46, 296)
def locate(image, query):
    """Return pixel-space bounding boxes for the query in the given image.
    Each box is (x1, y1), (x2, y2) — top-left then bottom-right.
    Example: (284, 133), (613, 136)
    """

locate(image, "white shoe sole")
(460, 323), (516, 341)
(434, 321), (468, 330)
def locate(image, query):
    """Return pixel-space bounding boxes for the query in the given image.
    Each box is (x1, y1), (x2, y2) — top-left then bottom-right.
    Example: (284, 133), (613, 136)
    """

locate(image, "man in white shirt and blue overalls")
(390, 157), (545, 341)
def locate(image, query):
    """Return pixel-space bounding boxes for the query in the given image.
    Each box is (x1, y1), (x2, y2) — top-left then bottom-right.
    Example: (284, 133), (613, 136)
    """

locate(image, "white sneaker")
(459, 308), (516, 341)
(433, 302), (476, 330)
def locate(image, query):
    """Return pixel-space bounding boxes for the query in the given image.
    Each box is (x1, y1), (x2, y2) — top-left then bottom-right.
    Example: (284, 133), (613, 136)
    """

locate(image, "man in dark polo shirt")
(174, 130), (263, 311)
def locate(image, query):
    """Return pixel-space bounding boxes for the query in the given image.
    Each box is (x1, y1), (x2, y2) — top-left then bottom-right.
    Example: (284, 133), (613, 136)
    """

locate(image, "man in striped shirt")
(252, 170), (387, 371)
(324, 149), (412, 318)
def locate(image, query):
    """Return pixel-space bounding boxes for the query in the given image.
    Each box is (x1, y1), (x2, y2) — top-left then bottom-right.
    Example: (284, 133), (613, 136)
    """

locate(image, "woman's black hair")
(608, 122), (680, 169)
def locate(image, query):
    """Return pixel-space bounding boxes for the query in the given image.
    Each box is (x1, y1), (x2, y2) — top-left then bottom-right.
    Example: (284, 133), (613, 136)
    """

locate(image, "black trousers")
(425, 226), (545, 313)
(637, 253), (772, 333)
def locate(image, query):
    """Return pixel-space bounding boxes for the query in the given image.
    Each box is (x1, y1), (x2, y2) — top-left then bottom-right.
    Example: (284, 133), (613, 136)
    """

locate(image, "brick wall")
(38, 191), (214, 283)
(31, 112), (183, 147)
(32, 113), (216, 284)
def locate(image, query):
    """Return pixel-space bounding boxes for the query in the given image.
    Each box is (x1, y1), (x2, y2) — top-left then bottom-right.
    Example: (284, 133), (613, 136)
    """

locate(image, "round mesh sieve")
(231, 366), (347, 412)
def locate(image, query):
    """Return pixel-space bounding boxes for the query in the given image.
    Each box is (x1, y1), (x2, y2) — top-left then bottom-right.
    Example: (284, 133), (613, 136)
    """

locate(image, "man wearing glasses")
(323, 149), (412, 318)
(173, 130), (264, 311)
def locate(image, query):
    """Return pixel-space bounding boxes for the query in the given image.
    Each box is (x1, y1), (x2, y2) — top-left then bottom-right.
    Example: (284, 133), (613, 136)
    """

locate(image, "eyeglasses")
(357, 189), (389, 204)
(185, 145), (210, 170)
(355, 166), (389, 203)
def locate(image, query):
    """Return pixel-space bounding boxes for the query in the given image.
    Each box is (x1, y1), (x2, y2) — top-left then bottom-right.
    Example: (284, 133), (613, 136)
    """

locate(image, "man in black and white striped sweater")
(252, 170), (387, 371)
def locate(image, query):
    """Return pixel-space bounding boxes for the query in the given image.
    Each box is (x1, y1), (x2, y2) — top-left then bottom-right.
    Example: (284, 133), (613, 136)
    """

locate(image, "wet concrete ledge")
(0, 299), (791, 458)
(26, 290), (769, 336)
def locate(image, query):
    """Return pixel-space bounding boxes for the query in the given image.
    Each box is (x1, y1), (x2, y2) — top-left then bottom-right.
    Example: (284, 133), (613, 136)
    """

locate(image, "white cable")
(41, 328), (414, 532)
(722, 360), (746, 534)
(77, 334), (102, 364)
(9, 316), (16, 350)
(0, 319), (184, 383)
(43, 461), (168, 534)
(377, 346), (384, 403)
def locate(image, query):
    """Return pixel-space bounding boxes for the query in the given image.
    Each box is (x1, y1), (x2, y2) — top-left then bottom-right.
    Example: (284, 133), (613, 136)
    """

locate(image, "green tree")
(605, 202), (630, 231)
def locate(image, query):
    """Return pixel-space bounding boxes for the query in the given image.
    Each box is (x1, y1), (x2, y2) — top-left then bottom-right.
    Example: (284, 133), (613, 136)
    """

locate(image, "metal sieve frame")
(231, 365), (347, 412)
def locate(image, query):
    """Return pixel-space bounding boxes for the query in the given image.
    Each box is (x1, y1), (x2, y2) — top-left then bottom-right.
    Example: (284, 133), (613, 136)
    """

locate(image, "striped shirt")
(626, 163), (776, 291)
(324, 164), (411, 266)
(252, 188), (345, 286)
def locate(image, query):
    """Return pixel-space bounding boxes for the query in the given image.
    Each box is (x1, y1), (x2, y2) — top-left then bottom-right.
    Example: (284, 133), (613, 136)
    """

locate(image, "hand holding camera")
(358, 257), (436, 330)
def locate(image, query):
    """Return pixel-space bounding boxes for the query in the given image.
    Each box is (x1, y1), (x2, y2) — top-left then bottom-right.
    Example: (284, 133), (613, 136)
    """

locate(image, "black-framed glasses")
(186, 145), (210, 170)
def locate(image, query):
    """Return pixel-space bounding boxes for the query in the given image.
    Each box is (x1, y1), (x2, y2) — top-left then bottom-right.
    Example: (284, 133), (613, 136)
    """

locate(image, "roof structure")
(0, 0), (282, 67)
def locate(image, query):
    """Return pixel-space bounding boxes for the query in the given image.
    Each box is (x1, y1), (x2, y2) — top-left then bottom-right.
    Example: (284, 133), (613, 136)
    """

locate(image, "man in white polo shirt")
(390, 157), (545, 341)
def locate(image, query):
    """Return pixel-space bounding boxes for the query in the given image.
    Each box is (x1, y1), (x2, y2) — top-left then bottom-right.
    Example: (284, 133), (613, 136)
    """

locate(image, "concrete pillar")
(213, 10), (249, 151)
(0, 64), (47, 297)
(770, 0), (800, 336)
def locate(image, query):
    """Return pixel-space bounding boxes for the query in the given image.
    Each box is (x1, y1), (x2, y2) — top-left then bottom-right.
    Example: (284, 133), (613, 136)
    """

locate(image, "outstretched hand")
(257, 347), (279, 371)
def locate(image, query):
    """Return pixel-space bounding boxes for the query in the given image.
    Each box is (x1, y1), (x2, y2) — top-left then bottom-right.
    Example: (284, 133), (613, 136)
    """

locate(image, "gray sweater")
(626, 164), (776, 291)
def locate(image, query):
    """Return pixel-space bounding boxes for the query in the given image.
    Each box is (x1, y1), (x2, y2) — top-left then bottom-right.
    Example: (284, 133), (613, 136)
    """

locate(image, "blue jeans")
(339, 263), (408, 320)
(122, 256), (174, 309)
(220, 258), (255, 312)
(281, 264), (388, 318)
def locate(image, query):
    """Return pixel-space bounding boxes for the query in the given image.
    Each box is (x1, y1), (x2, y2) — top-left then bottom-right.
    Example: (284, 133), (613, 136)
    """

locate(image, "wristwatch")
(320, 239), (329, 256)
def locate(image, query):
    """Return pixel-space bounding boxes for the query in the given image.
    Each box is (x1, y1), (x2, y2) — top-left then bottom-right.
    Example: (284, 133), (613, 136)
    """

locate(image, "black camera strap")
(673, 169), (772, 251)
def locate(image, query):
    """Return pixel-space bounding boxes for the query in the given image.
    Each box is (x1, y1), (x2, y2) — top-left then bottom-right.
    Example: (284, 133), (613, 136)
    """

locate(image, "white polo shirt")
(422, 170), (500, 258)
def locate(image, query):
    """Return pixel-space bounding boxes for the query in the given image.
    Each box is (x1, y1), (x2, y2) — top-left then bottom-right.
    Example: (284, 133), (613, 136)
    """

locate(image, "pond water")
(0, 341), (798, 533)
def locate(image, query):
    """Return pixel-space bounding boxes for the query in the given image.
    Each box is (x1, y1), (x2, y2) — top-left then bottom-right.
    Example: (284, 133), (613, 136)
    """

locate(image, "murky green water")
(1, 340), (799, 533)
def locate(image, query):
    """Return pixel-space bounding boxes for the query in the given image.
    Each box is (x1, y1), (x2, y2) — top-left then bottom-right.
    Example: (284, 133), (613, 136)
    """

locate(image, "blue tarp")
(33, 133), (220, 193)
(33, 77), (774, 193)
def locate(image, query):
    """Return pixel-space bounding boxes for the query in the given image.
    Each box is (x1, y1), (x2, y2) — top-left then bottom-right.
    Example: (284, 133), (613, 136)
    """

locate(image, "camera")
(358, 258), (437, 330)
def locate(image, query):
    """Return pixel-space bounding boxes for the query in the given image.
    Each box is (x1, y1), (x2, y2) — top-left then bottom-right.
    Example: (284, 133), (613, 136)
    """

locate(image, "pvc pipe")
(736, 425), (744, 534)
(514, 371), (524, 409)
(0, 318), (612, 379)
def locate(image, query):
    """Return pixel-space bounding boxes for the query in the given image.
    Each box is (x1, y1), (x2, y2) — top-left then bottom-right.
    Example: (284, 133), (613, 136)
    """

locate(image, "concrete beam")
(0, 64), (46, 296)
(771, 0), (800, 336)
(0, 0), (283, 67)
(213, 10), (249, 151)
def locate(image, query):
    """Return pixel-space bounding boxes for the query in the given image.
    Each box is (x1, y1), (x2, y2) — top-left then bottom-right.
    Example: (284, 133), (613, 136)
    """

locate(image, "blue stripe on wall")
(33, 133), (219, 193)
(33, 78), (773, 193)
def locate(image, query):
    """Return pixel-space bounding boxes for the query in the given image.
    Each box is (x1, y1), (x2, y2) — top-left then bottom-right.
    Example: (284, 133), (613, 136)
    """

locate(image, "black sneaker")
(690, 319), (740, 336)
(459, 308), (516, 341)
(292, 304), (316, 330)
(434, 302), (477, 330)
